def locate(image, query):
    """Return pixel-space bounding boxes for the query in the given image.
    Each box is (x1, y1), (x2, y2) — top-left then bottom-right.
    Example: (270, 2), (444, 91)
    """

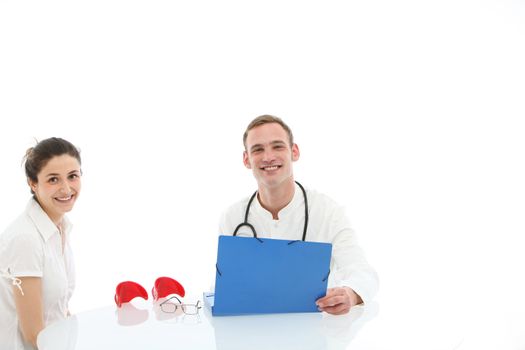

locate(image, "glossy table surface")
(37, 299), (377, 350)
(37, 296), (524, 350)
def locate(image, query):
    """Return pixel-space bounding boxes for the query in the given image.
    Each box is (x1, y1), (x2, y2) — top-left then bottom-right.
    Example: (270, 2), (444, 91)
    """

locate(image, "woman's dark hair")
(23, 137), (81, 194)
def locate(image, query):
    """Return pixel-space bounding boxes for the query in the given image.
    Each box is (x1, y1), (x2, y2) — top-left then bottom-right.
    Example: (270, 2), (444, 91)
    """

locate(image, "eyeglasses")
(159, 296), (202, 315)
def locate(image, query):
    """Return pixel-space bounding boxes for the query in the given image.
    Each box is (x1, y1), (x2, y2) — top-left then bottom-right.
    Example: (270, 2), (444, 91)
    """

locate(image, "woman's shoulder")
(1, 209), (40, 248)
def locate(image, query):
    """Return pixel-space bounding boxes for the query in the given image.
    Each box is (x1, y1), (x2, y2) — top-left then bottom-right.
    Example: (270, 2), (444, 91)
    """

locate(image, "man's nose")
(262, 149), (275, 162)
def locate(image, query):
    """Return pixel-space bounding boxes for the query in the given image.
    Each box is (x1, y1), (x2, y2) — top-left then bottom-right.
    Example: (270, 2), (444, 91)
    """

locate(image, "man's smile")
(260, 165), (282, 171)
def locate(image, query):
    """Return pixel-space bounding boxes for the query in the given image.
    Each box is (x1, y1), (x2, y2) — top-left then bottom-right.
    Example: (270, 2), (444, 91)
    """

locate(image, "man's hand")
(316, 287), (363, 315)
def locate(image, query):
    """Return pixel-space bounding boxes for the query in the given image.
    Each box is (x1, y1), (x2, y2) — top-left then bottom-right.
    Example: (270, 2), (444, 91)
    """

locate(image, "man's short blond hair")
(243, 115), (294, 149)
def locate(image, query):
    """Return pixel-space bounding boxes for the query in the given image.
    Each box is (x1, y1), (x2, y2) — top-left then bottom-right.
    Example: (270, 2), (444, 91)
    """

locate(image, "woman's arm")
(13, 277), (44, 348)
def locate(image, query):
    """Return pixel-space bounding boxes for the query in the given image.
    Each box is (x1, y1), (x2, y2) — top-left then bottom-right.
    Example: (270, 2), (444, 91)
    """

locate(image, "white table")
(37, 298), (378, 350)
(37, 296), (525, 350)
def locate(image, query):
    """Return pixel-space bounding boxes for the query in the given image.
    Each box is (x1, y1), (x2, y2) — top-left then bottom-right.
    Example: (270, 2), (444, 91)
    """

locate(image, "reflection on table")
(37, 298), (378, 350)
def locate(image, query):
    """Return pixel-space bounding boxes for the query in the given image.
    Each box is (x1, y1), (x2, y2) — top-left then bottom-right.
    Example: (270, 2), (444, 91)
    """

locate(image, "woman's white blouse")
(0, 199), (75, 350)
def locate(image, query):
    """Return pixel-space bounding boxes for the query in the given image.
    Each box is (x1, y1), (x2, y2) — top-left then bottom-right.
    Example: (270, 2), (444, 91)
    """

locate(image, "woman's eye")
(48, 177), (58, 184)
(68, 174), (79, 180)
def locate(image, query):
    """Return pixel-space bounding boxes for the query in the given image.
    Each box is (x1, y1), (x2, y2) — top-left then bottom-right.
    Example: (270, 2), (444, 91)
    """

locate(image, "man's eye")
(252, 148), (263, 153)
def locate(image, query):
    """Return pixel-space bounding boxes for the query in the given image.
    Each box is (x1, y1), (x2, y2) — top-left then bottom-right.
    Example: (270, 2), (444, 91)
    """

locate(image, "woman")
(0, 138), (82, 349)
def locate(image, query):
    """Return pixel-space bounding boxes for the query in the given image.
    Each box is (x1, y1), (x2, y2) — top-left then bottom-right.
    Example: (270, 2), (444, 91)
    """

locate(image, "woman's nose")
(59, 180), (71, 193)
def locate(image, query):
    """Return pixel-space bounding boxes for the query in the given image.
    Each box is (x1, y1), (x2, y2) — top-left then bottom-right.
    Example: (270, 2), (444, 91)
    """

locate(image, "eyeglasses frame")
(159, 295), (202, 315)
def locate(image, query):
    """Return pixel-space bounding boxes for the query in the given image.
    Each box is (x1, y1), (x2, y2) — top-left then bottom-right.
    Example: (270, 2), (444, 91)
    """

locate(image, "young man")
(219, 115), (379, 315)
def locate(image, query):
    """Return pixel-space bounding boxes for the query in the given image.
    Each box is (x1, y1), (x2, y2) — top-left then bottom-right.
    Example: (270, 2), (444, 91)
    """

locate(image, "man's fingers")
(326, 287), (346, 296)
(317, 295), (346, 308)
(319, 303), (350, 315)
(316, 287), (356, 315)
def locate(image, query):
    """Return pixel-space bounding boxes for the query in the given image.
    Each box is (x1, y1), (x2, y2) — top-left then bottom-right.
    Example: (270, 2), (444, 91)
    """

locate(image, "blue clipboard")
(211, 235), (332, 316)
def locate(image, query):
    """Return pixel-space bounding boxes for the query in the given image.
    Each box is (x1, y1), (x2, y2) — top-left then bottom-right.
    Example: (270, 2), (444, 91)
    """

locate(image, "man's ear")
(291, 143), (300, 162)
(243, 151), (252, 169)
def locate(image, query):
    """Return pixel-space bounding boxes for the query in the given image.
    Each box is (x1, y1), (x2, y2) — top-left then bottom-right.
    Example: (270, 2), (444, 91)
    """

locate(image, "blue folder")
(211, 235), (332, 316)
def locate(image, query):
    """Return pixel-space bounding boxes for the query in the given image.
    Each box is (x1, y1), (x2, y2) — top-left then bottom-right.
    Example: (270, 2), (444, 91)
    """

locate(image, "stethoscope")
(233, 181), (309, 241)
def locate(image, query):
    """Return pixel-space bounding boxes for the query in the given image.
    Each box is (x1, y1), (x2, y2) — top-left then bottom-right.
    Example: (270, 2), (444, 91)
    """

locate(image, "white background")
(1, 0), (524, 344)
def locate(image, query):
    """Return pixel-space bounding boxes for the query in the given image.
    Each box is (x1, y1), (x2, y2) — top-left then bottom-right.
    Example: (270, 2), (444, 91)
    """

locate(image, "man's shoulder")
(306, 187), (342, 210)
(221, 195), (253, 217)
(219, 194), (256, 235)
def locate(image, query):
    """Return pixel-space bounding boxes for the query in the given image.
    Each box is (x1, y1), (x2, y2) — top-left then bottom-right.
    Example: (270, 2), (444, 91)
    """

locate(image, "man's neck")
(257, 179), (295, 220)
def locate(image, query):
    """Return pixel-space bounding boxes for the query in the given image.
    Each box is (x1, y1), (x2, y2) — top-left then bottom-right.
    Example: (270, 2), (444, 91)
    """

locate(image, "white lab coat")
(219, 183), (379, 303)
